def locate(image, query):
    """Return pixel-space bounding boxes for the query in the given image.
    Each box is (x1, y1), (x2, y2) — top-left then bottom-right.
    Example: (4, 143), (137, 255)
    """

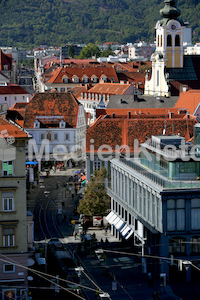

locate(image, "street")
(27, 168), (160, 300)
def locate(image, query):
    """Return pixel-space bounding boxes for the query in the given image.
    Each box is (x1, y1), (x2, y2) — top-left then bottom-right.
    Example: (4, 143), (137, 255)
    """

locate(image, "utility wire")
(0, 254), (97, 297)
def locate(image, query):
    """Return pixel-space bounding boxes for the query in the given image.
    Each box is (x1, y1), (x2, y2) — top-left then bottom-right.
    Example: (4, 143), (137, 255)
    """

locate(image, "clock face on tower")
(169, 21), (179, 32)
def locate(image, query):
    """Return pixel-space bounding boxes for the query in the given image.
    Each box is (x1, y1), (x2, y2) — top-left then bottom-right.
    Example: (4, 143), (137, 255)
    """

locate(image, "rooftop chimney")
(112, 113), (115, 118)
(127, 111), (131, 119)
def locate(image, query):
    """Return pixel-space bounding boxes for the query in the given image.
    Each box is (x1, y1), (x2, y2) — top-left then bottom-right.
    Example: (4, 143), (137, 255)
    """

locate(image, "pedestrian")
(75, 232), (77, 240)
(105, 227), (108, 235)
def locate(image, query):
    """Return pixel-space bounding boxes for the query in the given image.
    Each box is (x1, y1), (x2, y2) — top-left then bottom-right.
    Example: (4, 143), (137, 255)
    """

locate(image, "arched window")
(167, 35), (172, 46)
(157, 35), (159, 47)
(175, 35), (180, 46)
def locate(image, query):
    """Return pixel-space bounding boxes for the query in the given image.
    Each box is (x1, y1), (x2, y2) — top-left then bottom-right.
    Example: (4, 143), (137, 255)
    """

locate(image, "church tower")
(145, 0), (187, 97)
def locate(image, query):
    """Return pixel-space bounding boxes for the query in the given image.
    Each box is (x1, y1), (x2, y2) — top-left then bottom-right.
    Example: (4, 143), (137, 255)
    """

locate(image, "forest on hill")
(0, 0), (199, 49)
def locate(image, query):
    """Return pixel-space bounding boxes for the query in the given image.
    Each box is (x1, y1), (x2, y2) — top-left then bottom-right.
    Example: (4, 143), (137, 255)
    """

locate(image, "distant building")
(128, 42), (155, 61)
(0, 49), (17, 84)
(0, 83), (31, 108)
(23, 92), (87, 168)
(61, 44), (84, 59)
(77, 82), (136, 124)
(39, 65), (119, 93)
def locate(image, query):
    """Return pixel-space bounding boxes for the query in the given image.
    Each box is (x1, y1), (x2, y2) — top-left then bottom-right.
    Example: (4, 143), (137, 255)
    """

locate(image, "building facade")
(0, 117), (29, 298)
(107, 134), (200, 283)
(24, 92), (87, 167)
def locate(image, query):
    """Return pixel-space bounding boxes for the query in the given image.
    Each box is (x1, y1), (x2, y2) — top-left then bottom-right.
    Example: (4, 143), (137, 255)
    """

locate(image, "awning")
(26, 161), (38, 165)
(106, 211), (134, 240)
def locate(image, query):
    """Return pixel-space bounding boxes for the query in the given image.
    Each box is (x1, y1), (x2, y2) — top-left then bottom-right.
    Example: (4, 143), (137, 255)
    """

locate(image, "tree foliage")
(77, 167), (110, 216)
(0, 0), (199, 48)
(79, 43), (101, 58)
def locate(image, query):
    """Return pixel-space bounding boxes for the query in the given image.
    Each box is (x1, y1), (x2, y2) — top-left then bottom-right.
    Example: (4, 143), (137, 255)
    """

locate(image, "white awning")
(106, 211), (134, 240)
(121, 226), (131, 237)
(106, 211), (115, 222)
(112, 216), (121, 226)
(125, 230), (134, 240)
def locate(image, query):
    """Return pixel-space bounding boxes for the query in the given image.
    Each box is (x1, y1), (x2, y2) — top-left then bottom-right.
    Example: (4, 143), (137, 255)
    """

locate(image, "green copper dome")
(159, 0), (184, 26)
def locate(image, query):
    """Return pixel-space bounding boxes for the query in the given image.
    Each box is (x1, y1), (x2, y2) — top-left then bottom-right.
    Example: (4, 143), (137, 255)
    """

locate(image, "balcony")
(118, 157), (200, 190)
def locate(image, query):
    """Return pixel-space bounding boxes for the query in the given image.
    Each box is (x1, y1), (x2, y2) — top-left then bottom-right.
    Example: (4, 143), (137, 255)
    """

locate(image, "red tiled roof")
(0, 84), (29, 95)
(24, 92), (80, 128)
(0, 116), (28, 138)
(68, 84), (91, 99)
(43, 58), (96, 69)
(10, 102), (29, 110)
(44, 65), (119, 84)
(96, 108), (185, 118)
(175, 90), (200, 115)
(86, 115), (197, 153)
(84, 83), (132, 95)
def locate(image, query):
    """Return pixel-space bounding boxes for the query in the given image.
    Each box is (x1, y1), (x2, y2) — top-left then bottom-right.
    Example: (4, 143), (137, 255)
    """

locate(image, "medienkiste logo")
(0, 130), (16, 161)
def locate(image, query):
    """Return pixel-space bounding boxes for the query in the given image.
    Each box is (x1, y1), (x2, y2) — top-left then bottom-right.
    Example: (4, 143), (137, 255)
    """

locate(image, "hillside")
(0, 0), (199, 48)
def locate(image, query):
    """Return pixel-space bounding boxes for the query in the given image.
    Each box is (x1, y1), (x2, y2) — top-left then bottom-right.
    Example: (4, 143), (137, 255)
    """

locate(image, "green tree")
(79, 43), (101, 59)
(68, 45), (74, 58)
(77, 167), (110, 216)
(101, 44), (114, 57)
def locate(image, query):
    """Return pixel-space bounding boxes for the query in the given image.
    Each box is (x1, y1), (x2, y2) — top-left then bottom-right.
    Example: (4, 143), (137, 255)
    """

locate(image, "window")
(62, 76), (68, 84)
(3, 263), (15, 273)
(191, 199), (200, 230)
(167, 35), (172, 46)
(14, 96), (17, 101)
(65, 133), (69, 140)
(3, 65), (8, 70)
(167, 199), (185, 231)
(46, 132), (51, 141)
(191, 236), (200, 254)
(157, 70), (159, 87)
(94, 160), (101, 171)
(53, 133), (58, 141)
(157, 35), (159, 47)
(175, 35), (180, 46)
(169, 237), (186, 254)
(161, 35), (163, 47)
(22, 96), (25, 100)
(83, 76), (89, 83)
(3, 161), (13, 176)
(40, 133), (45, 140)
(4, 96), (7, 101)
(2, 192), (14, 211)
(3, 228), (15, 247)
(72, 76), (79, 83)
(60, 88), (65, 92)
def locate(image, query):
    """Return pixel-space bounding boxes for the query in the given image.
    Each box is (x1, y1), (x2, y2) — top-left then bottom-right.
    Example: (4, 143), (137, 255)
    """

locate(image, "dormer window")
(3, 65), (8, 71)
(62, 76), (69, 83)
(91, 75), (98, 83)
(82, 75), (89, 83)
(100, 75), (108, 83)
(72, 75), (79, 83)
(34, 120), (40, 128)
(59, 120), (66, 128)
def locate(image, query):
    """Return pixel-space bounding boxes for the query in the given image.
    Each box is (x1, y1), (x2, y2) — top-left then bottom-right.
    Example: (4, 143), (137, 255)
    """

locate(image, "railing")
(118, 157), (200, 189)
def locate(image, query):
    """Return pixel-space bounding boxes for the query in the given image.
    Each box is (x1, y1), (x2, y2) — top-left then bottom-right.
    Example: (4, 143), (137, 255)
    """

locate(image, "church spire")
(159, 0), (183, 26)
